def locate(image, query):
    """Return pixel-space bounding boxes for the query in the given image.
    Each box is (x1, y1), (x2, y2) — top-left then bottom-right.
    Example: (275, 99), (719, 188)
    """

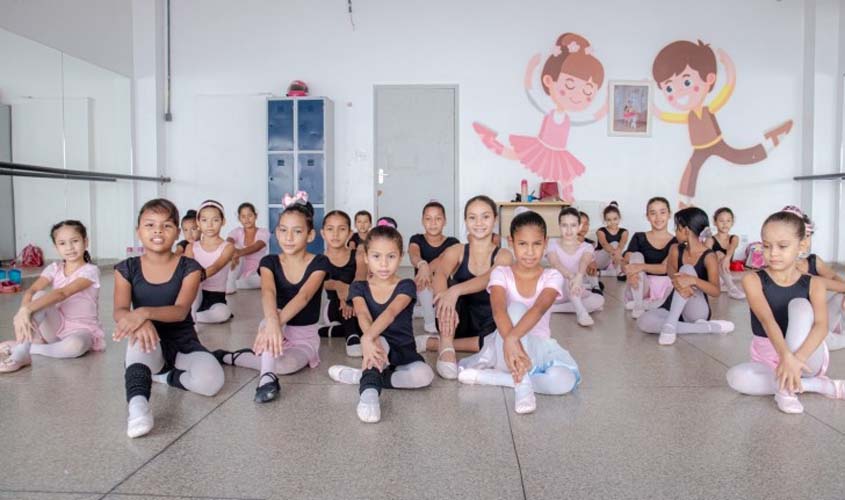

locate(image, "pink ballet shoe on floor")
(774, 391), (804, 414)
(818, 376), (845, 400)
(0, 354), (31, 373)
(0, 340), (18, 358)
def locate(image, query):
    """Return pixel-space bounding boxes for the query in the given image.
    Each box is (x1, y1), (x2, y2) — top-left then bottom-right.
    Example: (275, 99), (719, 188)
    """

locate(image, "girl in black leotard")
(408, 201), (460, 335)
(319, 210), (364, 358)
(595, 201), (629, 277)
(637, 208), (733, 345)
(727, 210), (845, 414)
(622, 197), (677, 319)
(113, 199), (224, 439)
(214, 199), (329, 404)
(705, 206), (745, 299)
(426, 195), (513, 380)
(347, 210), (372, 251)
(327, 226), (434, 423)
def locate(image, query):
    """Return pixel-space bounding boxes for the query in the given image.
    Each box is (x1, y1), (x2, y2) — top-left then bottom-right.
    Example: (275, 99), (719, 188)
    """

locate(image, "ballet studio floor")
(2, 269), (845, 500)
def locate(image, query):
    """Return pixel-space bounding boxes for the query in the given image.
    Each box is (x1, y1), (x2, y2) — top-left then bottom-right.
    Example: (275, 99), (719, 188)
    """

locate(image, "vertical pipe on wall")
(164, 0), (172, 122)
(800, 0), (816, 214)
(835, 3), (845, 262)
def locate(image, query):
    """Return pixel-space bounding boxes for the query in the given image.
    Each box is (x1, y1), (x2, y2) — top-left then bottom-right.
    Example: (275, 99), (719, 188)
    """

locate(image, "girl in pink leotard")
(186, 200), (236, 324)
(473, 33), (607, 203)
(2, 220), (104, 373)
(546, 207), (605, 327)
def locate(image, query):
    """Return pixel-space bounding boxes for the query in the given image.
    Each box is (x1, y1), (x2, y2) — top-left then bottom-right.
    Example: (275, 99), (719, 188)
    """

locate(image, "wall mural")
(472, 33), (608, 203)
(650, 40), (793, 207)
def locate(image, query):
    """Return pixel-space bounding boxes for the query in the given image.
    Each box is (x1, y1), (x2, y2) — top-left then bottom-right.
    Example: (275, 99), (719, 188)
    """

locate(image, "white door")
(374, 85), (458, 255)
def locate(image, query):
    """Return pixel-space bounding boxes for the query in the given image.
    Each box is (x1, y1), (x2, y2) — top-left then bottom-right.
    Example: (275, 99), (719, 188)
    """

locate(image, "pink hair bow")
(282, 191), (309, 207)
(781, 205), (804, 218)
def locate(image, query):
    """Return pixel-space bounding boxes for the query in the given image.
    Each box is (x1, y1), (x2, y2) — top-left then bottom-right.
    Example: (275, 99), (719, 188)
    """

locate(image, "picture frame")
(608, 80), (652, 137)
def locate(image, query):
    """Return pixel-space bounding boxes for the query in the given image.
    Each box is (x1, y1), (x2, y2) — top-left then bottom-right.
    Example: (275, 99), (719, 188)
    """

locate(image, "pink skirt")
(259, 320), (320, 368)
(624, 275), (674, 303)
(750, 336), (829, 377)
(49, 310), (106, 352)
(509, 135), (586, 184)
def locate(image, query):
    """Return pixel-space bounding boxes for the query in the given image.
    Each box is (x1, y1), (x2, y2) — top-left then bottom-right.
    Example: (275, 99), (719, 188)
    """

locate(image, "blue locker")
(268, 153), (294, 205)
(267, 97), (333, 257)
(268, 100), (294, 151)
(298, 153), (324, 205)
(297, 99), (325, 151)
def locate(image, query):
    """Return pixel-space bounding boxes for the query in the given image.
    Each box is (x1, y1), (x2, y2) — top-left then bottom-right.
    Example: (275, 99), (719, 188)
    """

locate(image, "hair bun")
(556, 33), (590, 54)
(185, 209), (197, 218)
(608, 201), (618, 208)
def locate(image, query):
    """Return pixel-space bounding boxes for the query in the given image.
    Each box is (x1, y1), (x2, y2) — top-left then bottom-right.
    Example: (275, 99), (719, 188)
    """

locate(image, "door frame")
(373, 84), (460, 238)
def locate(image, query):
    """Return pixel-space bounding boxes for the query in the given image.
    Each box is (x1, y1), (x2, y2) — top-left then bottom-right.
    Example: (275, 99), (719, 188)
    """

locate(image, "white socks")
(458, 367), (537, 414)
(127, 395), (154, 438)
(328, 365), (362, 385)
(357, 388), (381, 423)
(514, 379), (536, 414)
(151, 371), (169, 384)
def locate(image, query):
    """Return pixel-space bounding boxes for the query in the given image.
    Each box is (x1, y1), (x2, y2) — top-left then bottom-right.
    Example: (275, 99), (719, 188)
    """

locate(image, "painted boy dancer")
(651, 40), (792, 207)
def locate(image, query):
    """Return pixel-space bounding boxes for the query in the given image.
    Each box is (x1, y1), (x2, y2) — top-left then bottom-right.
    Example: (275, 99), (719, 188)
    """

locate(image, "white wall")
(161, 0), (809, 248)
(0, 0), (134, 76)
(809, 0), (844, 260)
(0, 27), (134, 260)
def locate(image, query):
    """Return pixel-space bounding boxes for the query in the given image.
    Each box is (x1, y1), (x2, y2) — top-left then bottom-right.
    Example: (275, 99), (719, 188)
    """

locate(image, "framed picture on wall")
(608, 80), (652, 137)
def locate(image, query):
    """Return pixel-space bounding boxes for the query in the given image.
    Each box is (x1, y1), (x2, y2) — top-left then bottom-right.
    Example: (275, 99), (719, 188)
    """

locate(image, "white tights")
(637, 265), (712, 334)
(459, 304), (577, 395)
(191, 290), (233, 324)
(727, 299), (835, 399)
(9, 292), (95, 363)
(225, 260), (261, 292)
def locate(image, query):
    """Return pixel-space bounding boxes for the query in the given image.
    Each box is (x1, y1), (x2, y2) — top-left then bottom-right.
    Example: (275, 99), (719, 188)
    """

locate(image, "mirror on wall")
(0, 27), (133, 262)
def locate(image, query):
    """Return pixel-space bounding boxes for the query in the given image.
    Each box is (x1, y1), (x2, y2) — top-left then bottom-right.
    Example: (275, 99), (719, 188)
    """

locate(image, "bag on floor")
(15, 244), (44, 267)
(744, 241), (765, 269)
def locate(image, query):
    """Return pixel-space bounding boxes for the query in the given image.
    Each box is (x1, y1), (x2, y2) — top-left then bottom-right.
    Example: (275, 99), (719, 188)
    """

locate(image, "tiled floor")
(2, 273), (845, 500)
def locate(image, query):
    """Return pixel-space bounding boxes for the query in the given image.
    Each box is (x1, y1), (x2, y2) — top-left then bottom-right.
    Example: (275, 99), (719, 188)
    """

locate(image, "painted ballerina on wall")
(473, 33), (608, 203)
(651, 40), (793, 207)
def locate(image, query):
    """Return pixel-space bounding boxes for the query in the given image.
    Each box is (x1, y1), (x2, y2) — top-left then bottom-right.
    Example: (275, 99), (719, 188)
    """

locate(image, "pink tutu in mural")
(508, 112), (585, 186)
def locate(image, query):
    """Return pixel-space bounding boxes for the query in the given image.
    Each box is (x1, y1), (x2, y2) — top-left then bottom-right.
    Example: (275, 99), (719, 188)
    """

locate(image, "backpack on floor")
(15, 244), (44, 268)
(744, 241), (765, 269)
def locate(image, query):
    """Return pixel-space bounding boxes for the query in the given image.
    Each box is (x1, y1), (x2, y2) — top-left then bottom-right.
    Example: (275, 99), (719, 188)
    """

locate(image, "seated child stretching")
(2, 220), (105, 373)
(458, 211), (580, 415)
(546, 207), (604, 327)
(214, 198), (329, 403)
(636, 207), (734, 345)
(319, 210), (364, 357)
(328, 225), (434, 423)
(114, 199), (224, 438)
(225, 202), (270, 292)
(186, 200), (235, 323)
(727, 210), (845, 414)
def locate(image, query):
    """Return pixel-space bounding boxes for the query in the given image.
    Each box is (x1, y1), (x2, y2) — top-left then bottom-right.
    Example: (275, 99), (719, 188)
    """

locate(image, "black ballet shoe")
(617, 273), (627, 282)
(213, 348), (253, 366)
(254, 372), (280, 403)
